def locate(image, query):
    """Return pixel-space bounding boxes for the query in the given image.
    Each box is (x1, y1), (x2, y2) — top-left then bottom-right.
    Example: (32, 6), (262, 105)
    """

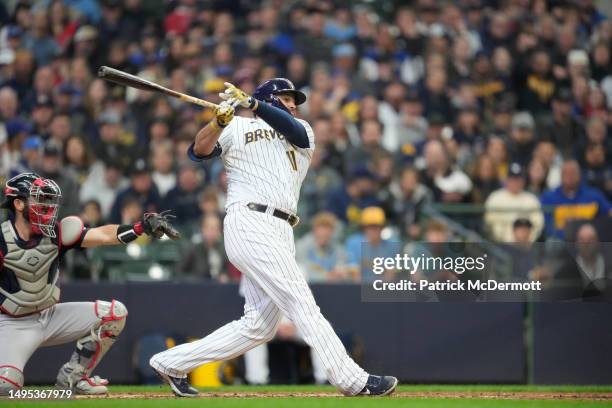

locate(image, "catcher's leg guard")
(56, 300), (127, 391)
(0, 365), (24, 396)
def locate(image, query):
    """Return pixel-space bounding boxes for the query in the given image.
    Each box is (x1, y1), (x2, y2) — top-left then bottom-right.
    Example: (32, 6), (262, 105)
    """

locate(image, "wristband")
(117, 222), (143, 244)
(210, 119), (227, 130)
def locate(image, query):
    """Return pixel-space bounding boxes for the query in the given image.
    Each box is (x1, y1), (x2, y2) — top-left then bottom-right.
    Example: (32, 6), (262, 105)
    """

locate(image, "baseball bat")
(97, 66), (219, 109)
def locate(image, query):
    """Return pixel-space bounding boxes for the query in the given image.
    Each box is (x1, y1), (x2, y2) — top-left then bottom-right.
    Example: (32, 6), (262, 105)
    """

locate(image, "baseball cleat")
(152, 367), (199, 397)
(358, 375), (398, 396)
(74, 376), (109, 395)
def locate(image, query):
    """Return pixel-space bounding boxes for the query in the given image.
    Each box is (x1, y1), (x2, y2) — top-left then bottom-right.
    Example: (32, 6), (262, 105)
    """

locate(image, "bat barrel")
(97, 66), (218, 109)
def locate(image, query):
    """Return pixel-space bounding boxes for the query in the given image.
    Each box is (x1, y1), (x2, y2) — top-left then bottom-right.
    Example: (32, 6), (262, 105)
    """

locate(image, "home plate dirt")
(77, 391), (612, 400)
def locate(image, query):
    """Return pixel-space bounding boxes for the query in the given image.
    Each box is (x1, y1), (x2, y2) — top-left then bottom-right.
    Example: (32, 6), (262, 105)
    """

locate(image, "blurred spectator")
(345, 206), (398, 282)
(119, 196), (143, 225)
(396, 89), (427, 150)
(372, 152), (396, 217)
(501, 218), (541, 283)
(162, 164), (204, 226)
(389, 166), (432, 241)
(486, 98), (514, 135)
(326, 167), (380, 226)
(294, 8), (335, 64)
(0, 87), (18, 121)
(81, 200), (103, 228)
(296, 212), (349, 283)
(343, 119), (388, 175)
(378, 81), (406, 151)
(420, 140), (472, 203)
(484, 163), (544, 242)
(80, 161), (128, 221)
(37, 142), (80, 218)
(518, 49), (555, 116)
(539, 87), (585, 157)
(533, 141), (562, 190)
(24, 8), (59, 66)
(30, 94), (54, 137)
(109, 158), (161, 224)
(470, 154), (500, 204)
(582, 142), (612, 199)
(94, 110), (141, 172)
(48, 113), (73, 146)
(10, 135), (41, 177)
(421, 67), (452, 118)
(63, 135), (96, 185)
(151, 141), (176, 199)
(299, 145), (341, 219)
(512, 218), (534, 247)
(198, 186), (223, 219)
(453, 107), (484, 149)
(541, 160), (612, 240)
(405, 219), (454, 283)
(486, 135), (509, 181)
(574, 223), (611, 293)
(508, 112), (537, 166)
(176, 214), (229, 282)
(526, 158), (549, 196)
(582, 116), (611, 158)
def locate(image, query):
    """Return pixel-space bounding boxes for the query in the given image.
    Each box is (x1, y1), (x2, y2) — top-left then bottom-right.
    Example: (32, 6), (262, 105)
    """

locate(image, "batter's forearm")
(193, 122), (224, 156)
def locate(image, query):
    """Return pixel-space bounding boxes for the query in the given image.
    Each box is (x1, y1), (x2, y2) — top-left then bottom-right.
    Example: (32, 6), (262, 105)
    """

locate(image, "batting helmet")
(2, 172), (62, 238)
(253, 78), (306, 114)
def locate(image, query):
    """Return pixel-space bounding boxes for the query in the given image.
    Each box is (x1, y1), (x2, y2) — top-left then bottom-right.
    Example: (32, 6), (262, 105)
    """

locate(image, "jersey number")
(286, 150), (297, 171)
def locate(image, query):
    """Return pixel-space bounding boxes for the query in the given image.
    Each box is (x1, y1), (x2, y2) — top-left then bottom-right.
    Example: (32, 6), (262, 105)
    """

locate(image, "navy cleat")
(358, 375), (398, 396)
(152, 368), (199, 397)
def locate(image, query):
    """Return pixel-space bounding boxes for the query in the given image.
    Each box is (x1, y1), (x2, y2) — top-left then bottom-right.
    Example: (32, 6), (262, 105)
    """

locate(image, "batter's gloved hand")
(141, 210), (181, 240)
(219, 82), (258, 110)
(214, 100), (235, 128)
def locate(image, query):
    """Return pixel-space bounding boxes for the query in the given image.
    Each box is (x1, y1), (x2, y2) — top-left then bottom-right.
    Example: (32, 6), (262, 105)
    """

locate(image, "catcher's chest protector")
(0, 220), (60, 316)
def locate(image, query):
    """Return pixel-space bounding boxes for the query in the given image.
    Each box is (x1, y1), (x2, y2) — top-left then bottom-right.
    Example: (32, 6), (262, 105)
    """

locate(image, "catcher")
(0, 172), (180, 395)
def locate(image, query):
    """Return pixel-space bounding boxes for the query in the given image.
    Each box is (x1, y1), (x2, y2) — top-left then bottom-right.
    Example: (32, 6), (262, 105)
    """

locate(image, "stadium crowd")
(0, 0), (611, 284)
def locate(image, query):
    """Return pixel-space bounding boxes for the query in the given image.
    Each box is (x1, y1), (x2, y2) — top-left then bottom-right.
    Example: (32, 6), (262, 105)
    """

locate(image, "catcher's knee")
(0, 366), (23, 395)
(94, 299), (128, 337)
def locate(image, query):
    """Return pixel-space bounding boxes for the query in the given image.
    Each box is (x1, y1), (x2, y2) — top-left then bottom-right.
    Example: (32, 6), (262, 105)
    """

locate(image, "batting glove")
(214, 100), (235, 128)
(219, 82), (258, 110)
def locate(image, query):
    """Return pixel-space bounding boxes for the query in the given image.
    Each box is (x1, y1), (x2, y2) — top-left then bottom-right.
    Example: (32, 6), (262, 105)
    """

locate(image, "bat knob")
(97, 66), (108, 77)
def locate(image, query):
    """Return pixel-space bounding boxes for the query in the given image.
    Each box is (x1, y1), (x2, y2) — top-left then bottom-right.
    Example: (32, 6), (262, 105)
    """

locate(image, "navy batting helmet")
(253, 78), (306, 114)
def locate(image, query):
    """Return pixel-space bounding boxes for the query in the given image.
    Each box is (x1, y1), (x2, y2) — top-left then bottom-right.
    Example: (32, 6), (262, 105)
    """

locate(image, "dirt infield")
(77, 391), (612, 400)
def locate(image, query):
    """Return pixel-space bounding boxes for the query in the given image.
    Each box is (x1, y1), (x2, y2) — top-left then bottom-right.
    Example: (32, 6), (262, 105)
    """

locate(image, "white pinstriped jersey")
(218, 116), (315, 214)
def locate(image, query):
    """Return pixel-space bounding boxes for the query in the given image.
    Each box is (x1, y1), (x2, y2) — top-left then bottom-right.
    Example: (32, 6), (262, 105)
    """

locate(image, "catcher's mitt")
(141, 210), (181, 240)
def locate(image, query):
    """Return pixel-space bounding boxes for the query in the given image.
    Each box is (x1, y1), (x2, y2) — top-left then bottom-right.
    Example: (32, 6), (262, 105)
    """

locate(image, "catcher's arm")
(81, 211), (180, 248)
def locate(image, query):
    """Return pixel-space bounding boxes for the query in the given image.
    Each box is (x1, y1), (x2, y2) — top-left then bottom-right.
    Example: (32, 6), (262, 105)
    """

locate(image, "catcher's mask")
(2, 173), (62, 238)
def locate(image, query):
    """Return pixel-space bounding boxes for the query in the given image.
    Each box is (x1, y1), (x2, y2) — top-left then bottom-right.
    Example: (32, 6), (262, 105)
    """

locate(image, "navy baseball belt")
(247, 202), (300, 227)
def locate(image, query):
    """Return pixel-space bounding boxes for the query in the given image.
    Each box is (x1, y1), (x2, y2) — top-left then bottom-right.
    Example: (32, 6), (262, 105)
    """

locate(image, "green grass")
(2, 385), (612, 408)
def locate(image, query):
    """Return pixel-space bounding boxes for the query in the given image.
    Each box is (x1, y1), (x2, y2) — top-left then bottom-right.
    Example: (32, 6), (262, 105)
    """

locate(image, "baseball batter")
(149, 79), (398, 397)
(0, 173), (179, 395)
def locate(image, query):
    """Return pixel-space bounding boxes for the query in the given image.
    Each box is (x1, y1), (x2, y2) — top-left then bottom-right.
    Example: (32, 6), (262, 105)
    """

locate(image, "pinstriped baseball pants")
(150, 205), (369, 395)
